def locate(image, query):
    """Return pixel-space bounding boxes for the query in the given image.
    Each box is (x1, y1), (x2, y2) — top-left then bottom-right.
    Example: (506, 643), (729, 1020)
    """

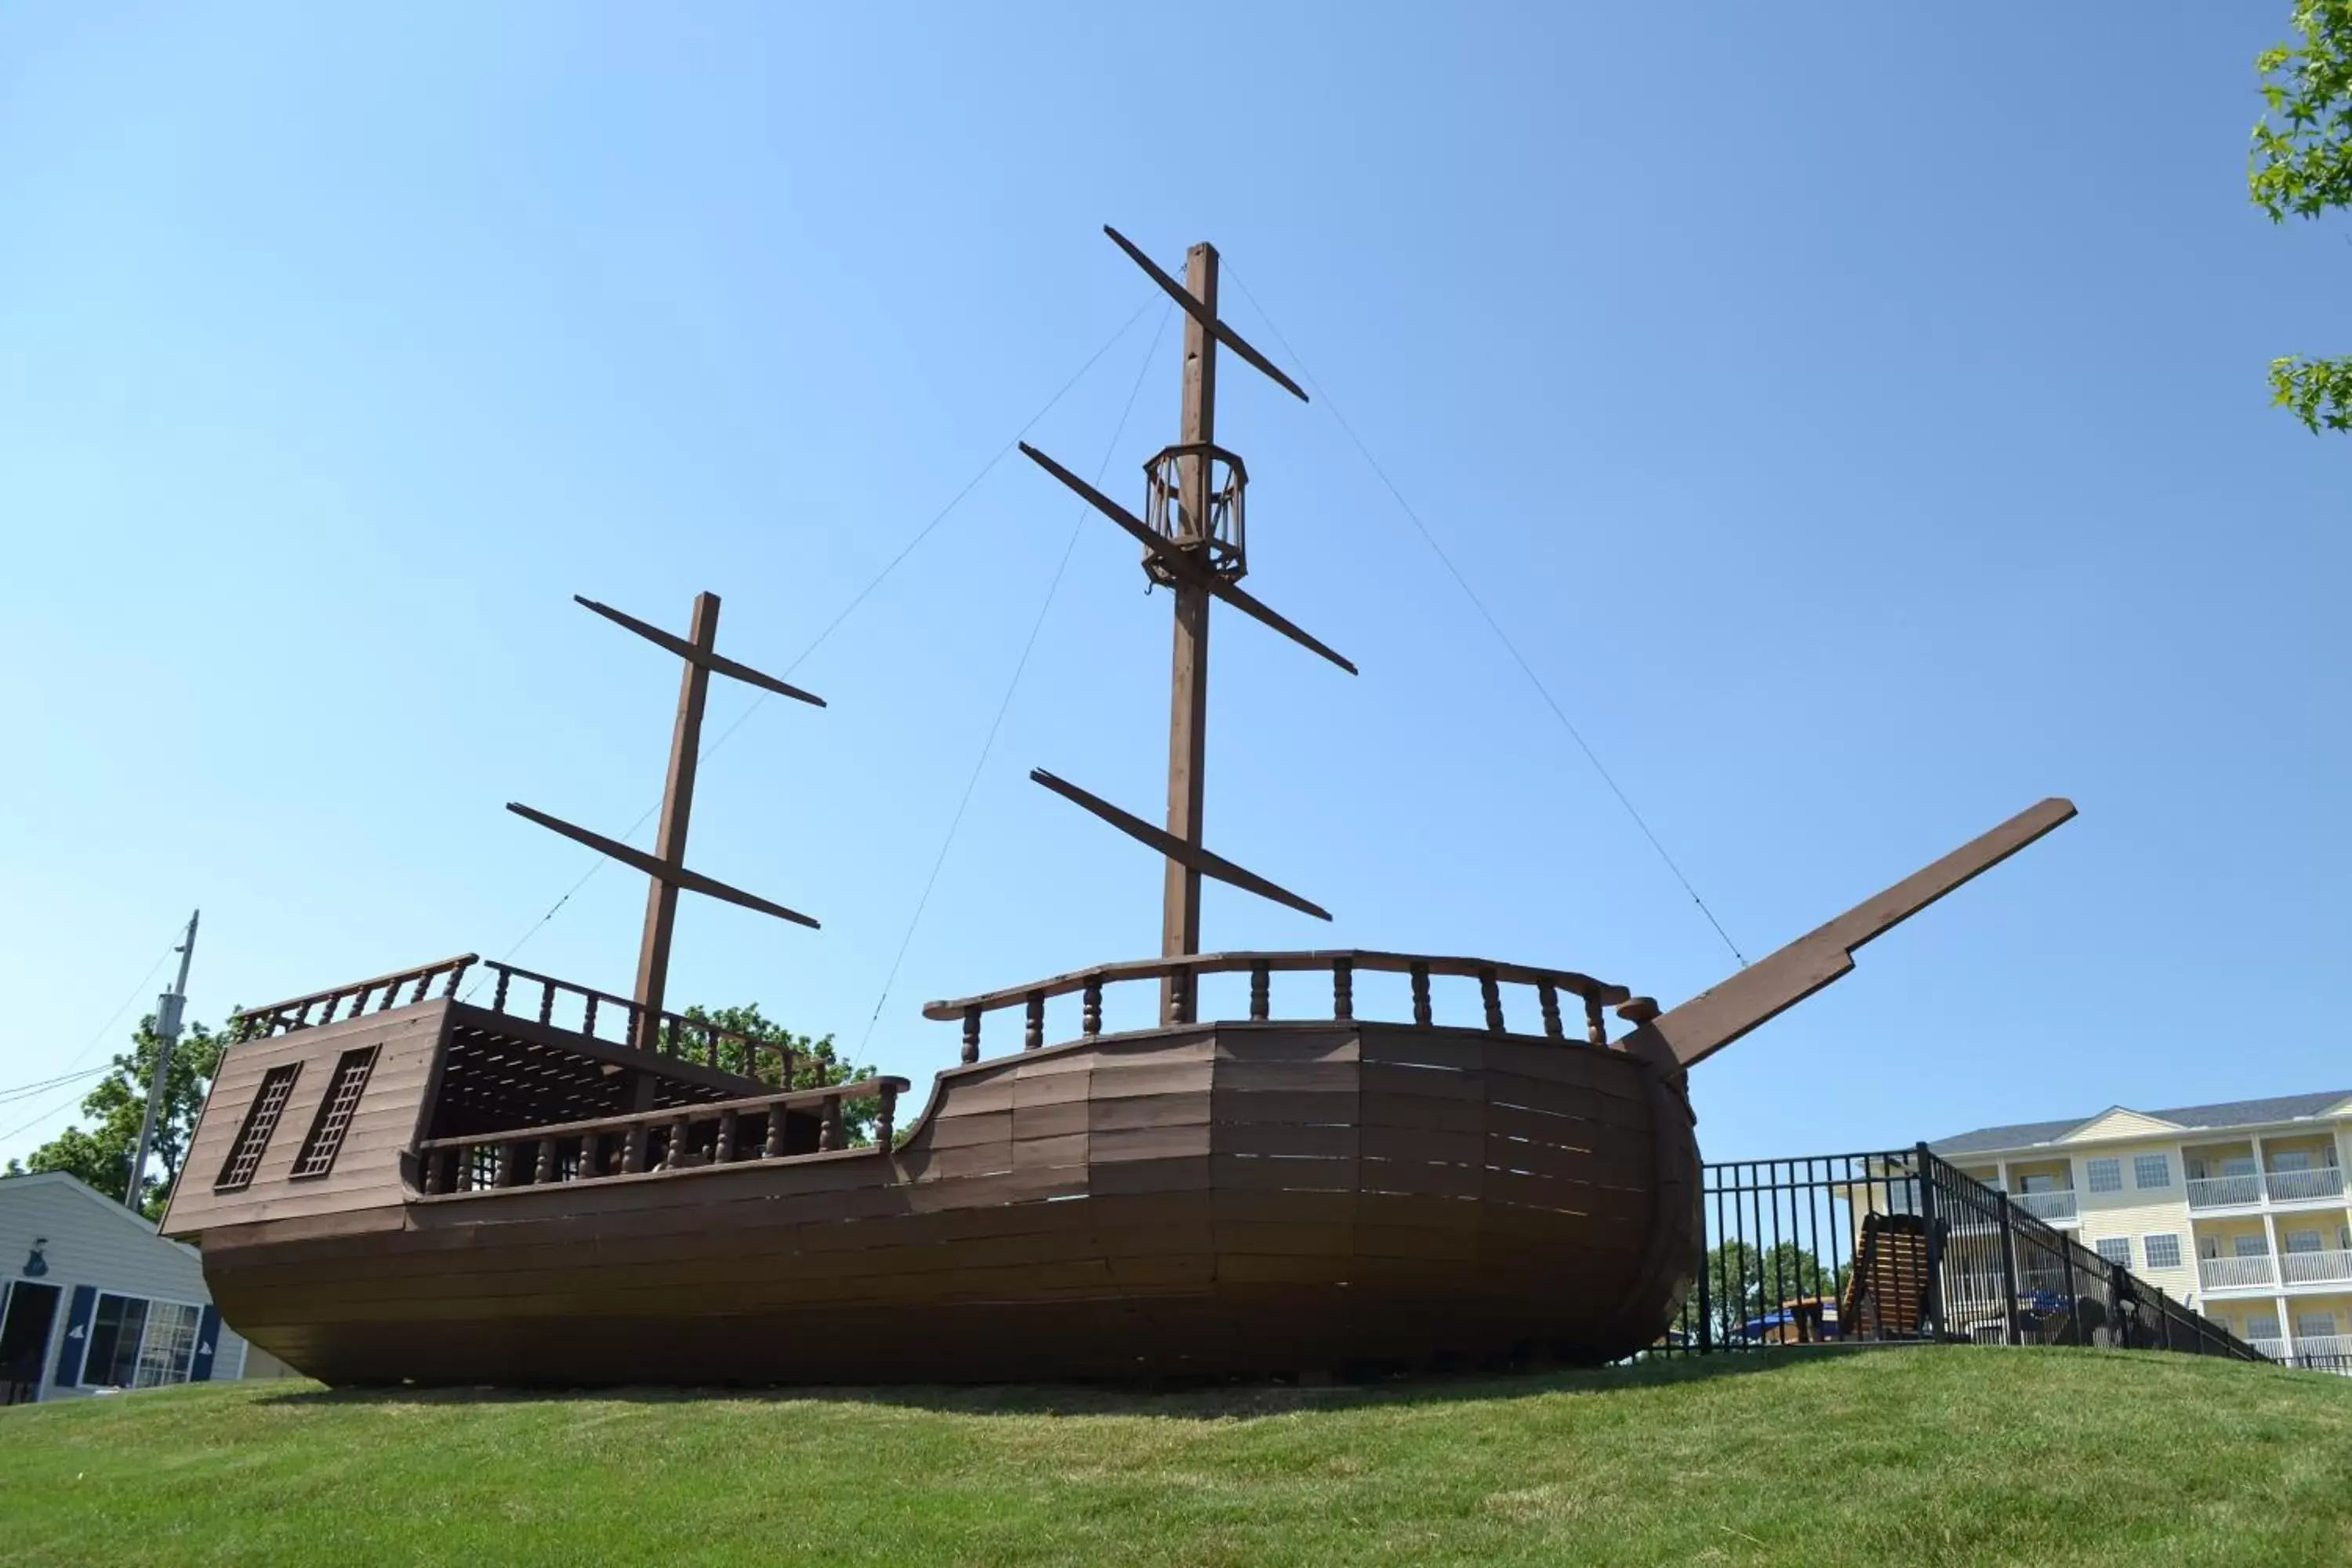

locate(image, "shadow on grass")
(256, 1344), (1879, 1422)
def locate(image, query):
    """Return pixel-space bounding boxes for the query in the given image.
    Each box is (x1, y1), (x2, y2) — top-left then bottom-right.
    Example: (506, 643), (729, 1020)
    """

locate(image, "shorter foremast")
(507, 591), (826, 1051)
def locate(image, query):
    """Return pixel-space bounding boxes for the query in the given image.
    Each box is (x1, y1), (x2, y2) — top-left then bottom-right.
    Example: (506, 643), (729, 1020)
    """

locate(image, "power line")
(855, 299), (1178, 1058)
(0, 1064), (112, 1107)
(466, 292), (1165, 990)
(1223, 264), (1747, 967)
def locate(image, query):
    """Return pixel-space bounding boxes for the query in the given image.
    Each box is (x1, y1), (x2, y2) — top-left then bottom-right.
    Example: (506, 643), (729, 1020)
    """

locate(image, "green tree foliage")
(4, 1016), (224, 1220)
(1676, 1239), (1848, 1345)
(677, 1003), (883, 1144)
(2252, 1), (2352, 433)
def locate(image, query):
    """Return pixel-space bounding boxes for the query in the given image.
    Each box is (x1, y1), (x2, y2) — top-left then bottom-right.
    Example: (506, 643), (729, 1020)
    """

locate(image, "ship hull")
(178, 1009), (1699, 1385)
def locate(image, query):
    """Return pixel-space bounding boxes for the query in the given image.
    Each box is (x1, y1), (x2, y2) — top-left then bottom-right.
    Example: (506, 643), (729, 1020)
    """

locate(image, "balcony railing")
(2187, 1174), (2263, 1210)
(2197, 1254), (2278, 1290)
(2264, 1167), (2347, 1204)
(2009, 1189), (2078, 1222)
(2292, 1333), (2352, 1361)
(2250, 1335), (2286, 1359)
(2280, 1249), (2352, 1287)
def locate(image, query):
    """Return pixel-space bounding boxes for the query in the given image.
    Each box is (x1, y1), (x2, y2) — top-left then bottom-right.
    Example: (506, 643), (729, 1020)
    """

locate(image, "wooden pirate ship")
(162, 230), (2075, 1385)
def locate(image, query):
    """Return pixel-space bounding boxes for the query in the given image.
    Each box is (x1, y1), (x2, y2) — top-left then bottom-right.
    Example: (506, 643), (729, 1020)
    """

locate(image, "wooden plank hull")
(178, 1016), (1700, 1384)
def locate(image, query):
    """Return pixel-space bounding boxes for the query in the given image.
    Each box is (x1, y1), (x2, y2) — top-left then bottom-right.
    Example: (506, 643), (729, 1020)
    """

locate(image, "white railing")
(2249, 1335), (2287, 1360)
(2292, 1333), (2352, 1361)
(2187, 1174), (2263, 1210)
(2198, 1254), (2278, 1290)
(2010, 1189), (2078, 1222)
(2279, 1249), (2352, 1287)
(2264, 1167), (2347, 1204)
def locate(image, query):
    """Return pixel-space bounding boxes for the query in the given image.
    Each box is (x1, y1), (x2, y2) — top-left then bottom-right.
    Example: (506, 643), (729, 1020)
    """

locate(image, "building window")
(215, 1064), (302, 1192)
(2271, 1149), (2311, 1174)
(2096, 1236), (2130, 1267)
(81, 1294), (203, 1389)
(290, 1047), (379, 1180)
(2086, 1159), (2122, 1193)
(2233, 1233), (2270, 1258)
(2283, 1229), (2323, 1254)
(2132, 1154), (2171, 1190)
(2143, 1234), (2183, 1270)
(2247, 1310), (2281, 1341)
(2297, 1312), (2339, 1340)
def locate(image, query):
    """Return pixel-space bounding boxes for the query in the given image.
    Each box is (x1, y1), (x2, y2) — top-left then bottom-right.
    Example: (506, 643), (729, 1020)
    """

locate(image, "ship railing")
(474, 959), (799, 1087)
(923, 948), (1642, 1065)
(230, 954), (480, 1043)
(416, 1076), (913, 1196)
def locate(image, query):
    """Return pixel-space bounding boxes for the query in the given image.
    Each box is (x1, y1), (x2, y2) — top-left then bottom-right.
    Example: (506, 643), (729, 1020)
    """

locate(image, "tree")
(2253, 1), (2352, 433)
(4, 1015), (224, 1220)
(677, 1003), (883, 1145)
(1677, 1239), (1847, 1345)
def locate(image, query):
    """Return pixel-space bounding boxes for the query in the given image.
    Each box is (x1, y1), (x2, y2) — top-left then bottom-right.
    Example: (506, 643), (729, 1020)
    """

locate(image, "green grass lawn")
(3, 1347), (2349, 1566)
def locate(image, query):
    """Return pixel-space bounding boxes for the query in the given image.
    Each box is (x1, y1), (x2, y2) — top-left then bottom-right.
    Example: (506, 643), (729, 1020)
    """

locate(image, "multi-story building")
(1930, 1090), (2352, 1364)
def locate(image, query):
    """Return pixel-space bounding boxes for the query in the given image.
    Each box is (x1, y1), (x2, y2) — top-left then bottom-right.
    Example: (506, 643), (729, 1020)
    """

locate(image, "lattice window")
(215, 1065), (302, 1191)
(289, 1047), (379, 1179)
(2143, 1233), (2182, 1270)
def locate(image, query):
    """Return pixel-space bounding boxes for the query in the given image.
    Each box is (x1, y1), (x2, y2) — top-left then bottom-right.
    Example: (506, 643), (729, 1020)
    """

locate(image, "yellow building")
(1931, 1091), (2352, 1364)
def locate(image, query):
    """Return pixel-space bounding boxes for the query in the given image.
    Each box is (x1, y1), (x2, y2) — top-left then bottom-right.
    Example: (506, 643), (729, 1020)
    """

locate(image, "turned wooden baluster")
(704, 1025), (719, 1070)
(1081, 978), (1103, 1038)
(716, 1110), (739, 1164)
(422, 1149), (443, 1195)
(1585, 994), (1608, 1047)
(876, 1084), (898, 1147)
(819, 1096), (844, 1152)
(532, 1138), (555, 1185)
(1332, 959), (1354, 1022)
(1410, 964), (1432, 1028)
(537, 980), (555, 1026)
(763, 1102), (788, 1159)
(1170, 967), (1194, 1026)
(376, 982), (399, 1012)
(778, 1047), (797, 1092)
(1538, 982), (1563, 1040)
(1479, 970), (1504, 1035)
(579, 1131), (600, 1181)
(622, 1124), (648, 1174)
(961, 1005), (982, 1065)
(661, 1113), (691, 1171)
(1249, 963), (1271, 1022)
(1025, 991), (1045, 1051)
(492, 967), (511, 1012)
(581, 994), (598, 1039)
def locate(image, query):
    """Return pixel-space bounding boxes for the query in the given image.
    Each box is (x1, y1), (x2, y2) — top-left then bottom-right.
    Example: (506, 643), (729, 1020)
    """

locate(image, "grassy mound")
(4, 1347), (2349, 1565)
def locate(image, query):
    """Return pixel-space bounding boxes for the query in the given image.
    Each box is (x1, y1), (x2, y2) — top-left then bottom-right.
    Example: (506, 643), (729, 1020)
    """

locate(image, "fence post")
(2060, 1238), (2081, 1347)
(1914, 1142), (1947, 1341)
(1995, 1190), (2020, 1347)
(1697, 1244), (1714, 1356)
(2105, 1261), (2129, 1349)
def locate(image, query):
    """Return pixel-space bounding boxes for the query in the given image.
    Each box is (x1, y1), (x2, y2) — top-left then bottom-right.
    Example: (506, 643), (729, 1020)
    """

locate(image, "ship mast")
(1022, 229), (1356, 1022)
(507, 591), (826, 1051)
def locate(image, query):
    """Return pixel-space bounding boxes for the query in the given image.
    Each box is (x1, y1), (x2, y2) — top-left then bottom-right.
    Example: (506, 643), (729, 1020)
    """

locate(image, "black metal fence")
(1659, 1144), (2265, 1363)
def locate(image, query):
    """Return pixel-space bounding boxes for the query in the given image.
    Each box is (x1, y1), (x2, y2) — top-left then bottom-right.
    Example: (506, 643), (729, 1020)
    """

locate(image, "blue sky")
(2, 5), (2343, 1169)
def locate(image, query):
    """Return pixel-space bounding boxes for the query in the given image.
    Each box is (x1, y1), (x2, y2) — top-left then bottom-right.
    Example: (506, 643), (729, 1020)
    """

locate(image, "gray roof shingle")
(1931, 1090), (2352, 1157)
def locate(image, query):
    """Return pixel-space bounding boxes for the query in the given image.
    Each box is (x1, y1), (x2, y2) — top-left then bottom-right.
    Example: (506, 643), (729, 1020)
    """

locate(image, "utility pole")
(126, 909), (199, 1212)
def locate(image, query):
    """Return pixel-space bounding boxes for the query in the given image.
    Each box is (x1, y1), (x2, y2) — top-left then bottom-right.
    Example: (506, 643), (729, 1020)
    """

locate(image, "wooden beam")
(1017, 442), (1356, 675)
(1639, 797), (2078, 1069)
(1102, 226), (1308, 403)
(573, 596), (825, 708)
(505, 803), (820, 930)
(1029, 769), (1331, 922)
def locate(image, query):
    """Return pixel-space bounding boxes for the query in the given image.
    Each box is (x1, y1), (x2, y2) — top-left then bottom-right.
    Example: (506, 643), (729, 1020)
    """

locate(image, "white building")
(0, 1171), (287, 1403)
(1932, 1089), (2352, 1365)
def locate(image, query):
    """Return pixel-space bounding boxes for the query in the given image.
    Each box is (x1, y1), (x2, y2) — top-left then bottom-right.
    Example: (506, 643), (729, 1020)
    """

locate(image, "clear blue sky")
(2, 5), (2343, 1170)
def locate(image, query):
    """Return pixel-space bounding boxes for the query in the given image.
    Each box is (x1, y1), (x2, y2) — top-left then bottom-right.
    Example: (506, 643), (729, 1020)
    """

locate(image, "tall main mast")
(1022, 228), (1355, 1022)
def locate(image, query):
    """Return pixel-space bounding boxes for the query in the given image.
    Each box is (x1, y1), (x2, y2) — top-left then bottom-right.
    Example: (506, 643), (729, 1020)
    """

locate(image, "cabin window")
(290, 1047), (379, 1180)
(215, 1064), (303, 1192)
(2132, 1154), (2171, 1190)
(2085, 1159), (2122, 1193)
(2095, 1236), (2129, 1267)
(2141, 1233), (2182, 1270)
(82, 1294), (203, 1389)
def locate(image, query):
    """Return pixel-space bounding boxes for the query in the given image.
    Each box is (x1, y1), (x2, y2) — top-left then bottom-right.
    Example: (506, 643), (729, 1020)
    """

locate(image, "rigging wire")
(853, 299), (1178, 1058)
(464, 292), (1164, 994)
(1223, 264), (1748, 967)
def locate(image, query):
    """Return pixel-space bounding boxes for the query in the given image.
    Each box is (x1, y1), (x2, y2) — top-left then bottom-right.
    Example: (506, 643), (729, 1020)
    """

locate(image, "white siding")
(0, 1174), (253, 1402)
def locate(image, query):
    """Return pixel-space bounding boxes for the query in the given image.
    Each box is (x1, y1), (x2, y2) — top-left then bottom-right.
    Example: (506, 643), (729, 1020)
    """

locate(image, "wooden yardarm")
(1022, 229), (1354, 1022)
(506, 592), (826, 1049)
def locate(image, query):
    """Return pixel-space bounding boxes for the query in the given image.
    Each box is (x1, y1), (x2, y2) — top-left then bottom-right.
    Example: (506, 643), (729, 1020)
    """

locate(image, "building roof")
(1932, 1089), (2352, 1157)
(0, 1169), (179, 1245)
